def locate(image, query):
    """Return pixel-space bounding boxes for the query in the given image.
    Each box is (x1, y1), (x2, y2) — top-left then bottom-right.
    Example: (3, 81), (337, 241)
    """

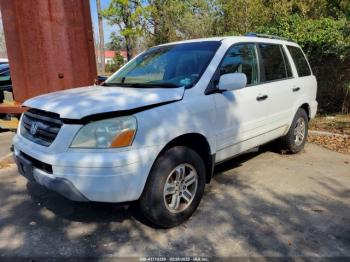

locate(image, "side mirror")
(95, 75), (108, 85)
(217, 73), (247, 92)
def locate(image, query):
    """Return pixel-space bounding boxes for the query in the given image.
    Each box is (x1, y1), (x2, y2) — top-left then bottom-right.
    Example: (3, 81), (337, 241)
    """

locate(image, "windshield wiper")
(101, 82), (119, 87)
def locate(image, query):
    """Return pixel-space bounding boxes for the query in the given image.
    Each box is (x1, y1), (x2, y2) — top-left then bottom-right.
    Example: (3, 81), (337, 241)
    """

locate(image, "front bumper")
(13, 134), (162, 203)
(14, 153), (88, 201)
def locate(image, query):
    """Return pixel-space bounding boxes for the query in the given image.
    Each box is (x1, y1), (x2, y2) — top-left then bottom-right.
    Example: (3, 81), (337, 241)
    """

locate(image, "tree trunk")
(96, 0), (105, 74)
(342, 87), (349, 114)
(125, 37), (132, 61)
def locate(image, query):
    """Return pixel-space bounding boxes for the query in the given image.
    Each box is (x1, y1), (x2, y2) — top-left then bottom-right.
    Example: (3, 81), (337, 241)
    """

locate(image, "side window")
(219, 43), (259, 85)
(287, 46), (311, 77)
(258, 43), (289, 81)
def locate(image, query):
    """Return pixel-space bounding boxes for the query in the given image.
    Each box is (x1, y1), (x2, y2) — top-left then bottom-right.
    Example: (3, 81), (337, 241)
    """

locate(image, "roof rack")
(245, 32), (293, 42)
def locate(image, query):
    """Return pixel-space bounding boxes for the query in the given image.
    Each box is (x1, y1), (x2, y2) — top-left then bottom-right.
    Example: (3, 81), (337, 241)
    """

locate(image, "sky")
(89, 0), (114, 44)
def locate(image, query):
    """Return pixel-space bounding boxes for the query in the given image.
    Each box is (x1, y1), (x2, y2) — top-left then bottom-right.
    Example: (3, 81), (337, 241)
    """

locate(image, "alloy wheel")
(163, 163), (198, 213)
(294, 117), (306, 146)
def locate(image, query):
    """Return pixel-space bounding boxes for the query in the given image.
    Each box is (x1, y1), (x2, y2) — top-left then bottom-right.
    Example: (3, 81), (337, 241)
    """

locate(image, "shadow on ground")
(0, 143), (349, 257)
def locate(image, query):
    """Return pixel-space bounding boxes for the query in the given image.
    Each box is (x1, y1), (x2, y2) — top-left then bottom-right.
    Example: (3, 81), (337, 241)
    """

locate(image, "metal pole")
(96, 0), (105, 75)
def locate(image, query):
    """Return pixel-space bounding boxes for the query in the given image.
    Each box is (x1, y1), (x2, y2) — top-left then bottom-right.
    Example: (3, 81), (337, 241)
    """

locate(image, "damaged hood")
(23, 85), (185, 119)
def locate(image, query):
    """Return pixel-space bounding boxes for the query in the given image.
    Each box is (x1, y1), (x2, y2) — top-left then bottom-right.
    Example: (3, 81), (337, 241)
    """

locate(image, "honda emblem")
(30, 122), (39, 135)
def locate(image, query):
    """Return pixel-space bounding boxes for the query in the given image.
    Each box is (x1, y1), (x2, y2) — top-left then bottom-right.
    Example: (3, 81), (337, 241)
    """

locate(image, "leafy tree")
(213, 0), (269, 35)
(257, 15), (350, 113)
(178, 0), (216, 39)
(105, 32), (125, 51)
(101, 0), (145, 60)
(144, 0), (215, 46)
(257, 15), (350, 58)
(101, 0), (350, 113)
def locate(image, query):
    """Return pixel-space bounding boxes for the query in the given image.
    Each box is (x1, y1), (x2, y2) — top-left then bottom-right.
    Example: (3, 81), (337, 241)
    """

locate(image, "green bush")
(105, 53), (125, 74)
(257, 15), (350, 58)
(257, 15), (350, 113)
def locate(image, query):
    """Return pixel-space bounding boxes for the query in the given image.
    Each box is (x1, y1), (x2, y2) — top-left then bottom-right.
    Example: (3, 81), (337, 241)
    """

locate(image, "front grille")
(21, 109), (62, 146)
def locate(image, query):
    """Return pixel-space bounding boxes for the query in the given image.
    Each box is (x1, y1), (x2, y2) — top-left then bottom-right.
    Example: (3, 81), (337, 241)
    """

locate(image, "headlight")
(70, 116), (137, 148)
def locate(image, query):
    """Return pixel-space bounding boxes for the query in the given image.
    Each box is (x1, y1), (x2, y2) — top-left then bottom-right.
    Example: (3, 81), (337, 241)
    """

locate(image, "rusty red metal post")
(0, 0), (97, 110)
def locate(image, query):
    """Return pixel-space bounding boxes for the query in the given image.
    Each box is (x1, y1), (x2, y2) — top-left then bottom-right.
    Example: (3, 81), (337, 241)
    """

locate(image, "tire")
(280, 108), (308, 153)
(139, 146), (206, 228)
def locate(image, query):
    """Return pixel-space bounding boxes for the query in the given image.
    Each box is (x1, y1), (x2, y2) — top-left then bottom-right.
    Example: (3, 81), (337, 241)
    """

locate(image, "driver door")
(214, 43), (269, 162)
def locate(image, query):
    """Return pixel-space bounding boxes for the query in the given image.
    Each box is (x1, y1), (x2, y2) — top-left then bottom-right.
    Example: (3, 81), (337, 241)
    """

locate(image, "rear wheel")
(139, 146), (206, 228)
(280, 108), (308, 153)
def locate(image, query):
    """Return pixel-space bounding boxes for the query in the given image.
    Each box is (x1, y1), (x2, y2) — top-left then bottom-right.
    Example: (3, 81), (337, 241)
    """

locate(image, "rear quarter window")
(258, 43), (291, 81)
(287, 46), (311, 77)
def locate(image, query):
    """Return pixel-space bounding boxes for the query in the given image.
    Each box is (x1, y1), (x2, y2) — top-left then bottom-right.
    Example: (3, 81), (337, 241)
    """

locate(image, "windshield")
(105, 41), (221, 88)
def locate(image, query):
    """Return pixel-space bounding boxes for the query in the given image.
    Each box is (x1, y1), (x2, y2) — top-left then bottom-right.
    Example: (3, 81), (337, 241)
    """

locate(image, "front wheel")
(279, 108), (309, 153)
(139, 146), (206, 228)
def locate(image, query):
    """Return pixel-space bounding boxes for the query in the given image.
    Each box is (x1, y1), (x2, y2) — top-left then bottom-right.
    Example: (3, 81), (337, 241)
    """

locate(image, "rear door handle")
(256, 94), (268, 101)
(293, 87), (300, 92)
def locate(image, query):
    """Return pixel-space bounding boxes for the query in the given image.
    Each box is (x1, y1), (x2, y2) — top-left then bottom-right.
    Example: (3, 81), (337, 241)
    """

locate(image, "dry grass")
(309, 114), (350, 135)
(307, 135), (350, 155)
(308, 114), (350, 155)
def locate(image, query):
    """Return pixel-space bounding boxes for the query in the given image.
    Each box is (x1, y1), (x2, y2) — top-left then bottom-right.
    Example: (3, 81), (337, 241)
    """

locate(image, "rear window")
(287, 46), (311, 77)
(258, 44), (290, 81)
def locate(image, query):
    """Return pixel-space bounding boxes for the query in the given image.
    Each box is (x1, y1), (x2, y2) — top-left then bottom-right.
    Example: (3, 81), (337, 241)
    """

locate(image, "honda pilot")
(13, 35), (317, 227)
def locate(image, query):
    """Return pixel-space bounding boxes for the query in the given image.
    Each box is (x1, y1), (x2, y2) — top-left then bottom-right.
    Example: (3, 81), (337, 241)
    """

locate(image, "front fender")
(132, 95), (217, 154)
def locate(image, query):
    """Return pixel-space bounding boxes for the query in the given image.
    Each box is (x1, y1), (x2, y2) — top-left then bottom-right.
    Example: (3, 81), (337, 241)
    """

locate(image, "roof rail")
(245, 32), (293, 42)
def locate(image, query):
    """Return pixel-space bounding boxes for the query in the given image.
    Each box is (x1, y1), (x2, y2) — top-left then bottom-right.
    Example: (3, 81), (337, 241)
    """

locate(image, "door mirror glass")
(218, 73), (247, 91)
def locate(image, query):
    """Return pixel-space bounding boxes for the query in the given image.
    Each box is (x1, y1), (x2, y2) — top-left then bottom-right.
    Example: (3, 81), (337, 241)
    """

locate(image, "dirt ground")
(0, 131), (14, 160)
(0, 143), (349, 258)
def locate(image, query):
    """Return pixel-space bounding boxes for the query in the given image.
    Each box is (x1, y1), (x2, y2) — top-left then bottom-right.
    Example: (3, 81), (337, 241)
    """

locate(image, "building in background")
(104, 50), (127, 65)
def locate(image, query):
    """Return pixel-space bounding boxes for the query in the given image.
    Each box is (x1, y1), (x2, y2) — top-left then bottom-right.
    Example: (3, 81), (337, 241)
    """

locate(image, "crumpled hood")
(23, 85), (185, 119)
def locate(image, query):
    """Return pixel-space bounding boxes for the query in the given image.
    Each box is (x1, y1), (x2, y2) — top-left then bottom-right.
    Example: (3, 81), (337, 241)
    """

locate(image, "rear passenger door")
(286, 45), (316, 110)
(258, 43), (295, 137)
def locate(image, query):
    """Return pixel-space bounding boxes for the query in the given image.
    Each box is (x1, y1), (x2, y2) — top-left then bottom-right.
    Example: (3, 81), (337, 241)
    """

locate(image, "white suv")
(13, 35), (317, 227)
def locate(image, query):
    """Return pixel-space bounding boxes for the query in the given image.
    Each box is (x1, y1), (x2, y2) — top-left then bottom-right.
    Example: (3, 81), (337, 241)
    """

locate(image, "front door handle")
(256, 94), (268, 101)
(293, 87), (300, 92)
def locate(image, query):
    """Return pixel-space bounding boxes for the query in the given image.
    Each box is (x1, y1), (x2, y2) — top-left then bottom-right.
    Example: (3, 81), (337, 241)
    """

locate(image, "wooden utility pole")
(96, 0), (105, 74)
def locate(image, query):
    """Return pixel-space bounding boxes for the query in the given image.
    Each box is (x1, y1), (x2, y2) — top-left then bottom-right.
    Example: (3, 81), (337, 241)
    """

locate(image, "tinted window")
(220, 43), (259, 85)
(287, 46), (311, 77)
(258, 44), (289, 81)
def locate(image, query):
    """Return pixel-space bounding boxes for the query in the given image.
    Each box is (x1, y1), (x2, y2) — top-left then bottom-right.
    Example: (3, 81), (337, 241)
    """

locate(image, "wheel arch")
(155, 133), (215, 184)
(300, 103), (311, 119)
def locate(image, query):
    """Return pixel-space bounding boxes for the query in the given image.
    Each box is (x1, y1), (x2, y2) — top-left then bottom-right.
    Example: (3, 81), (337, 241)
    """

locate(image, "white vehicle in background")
(13, 34), (317, 227)
(0, 58), (8, 65)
